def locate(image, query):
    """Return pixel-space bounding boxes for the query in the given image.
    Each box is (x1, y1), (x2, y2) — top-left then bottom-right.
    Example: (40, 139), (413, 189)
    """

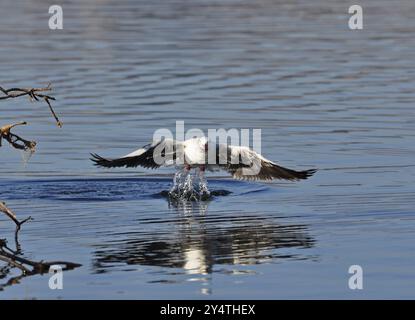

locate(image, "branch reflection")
(0, 238), (81, 291)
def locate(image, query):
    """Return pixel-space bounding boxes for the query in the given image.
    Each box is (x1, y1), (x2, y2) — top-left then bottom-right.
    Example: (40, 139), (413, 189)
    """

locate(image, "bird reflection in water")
(93, 197), (315, 295)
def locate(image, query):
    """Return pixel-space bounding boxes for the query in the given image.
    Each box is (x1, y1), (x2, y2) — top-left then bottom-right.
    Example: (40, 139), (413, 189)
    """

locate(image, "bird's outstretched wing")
(91, 139), (180, 169)
(217, 145), (317, 181)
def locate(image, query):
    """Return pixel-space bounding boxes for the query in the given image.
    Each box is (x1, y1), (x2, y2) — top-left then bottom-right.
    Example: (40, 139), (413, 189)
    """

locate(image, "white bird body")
(182, 137), (207, 165)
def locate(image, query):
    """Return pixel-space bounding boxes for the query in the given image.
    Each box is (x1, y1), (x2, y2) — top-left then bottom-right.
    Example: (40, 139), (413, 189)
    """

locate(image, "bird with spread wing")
(91, 137), (316, 182)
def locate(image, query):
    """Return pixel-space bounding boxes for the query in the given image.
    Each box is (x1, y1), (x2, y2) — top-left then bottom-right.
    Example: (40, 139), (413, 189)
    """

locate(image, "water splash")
(169, 168), (211, 201)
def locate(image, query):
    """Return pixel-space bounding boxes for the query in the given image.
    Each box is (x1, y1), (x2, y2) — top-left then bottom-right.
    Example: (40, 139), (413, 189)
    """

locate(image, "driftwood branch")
(0, 83), (62, 127)
(0, 121), (36, 151)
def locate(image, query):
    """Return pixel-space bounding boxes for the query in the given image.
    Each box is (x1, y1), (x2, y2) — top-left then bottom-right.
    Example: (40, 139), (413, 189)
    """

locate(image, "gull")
(90, 137), (316, 181)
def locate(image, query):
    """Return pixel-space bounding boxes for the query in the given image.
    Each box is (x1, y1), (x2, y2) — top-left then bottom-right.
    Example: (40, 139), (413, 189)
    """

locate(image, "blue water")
(1, 0), (415, 299)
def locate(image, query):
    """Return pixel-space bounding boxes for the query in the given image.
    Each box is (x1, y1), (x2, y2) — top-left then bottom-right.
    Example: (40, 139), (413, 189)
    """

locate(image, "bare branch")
(0, 202), (32, 232)
(0, 84), (62, 127)
(0, 121), (36, 151)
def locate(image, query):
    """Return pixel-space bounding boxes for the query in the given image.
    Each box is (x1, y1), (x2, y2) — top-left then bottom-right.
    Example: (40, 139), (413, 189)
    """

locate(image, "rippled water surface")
(1, 0), (415, 299)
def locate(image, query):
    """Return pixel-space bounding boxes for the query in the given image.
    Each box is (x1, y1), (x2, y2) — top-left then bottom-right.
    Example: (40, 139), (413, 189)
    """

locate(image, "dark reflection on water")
(93, 199), (314, 276)
(0, 238), (81, 292)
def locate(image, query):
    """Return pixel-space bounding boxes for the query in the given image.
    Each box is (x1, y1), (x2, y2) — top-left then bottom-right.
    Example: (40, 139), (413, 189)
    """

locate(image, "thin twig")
(0, 84), (62, 127)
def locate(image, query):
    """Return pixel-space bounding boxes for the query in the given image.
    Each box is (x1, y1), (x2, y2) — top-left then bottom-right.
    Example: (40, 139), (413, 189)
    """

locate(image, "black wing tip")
(90, 152), (159, 169)
(298, 168), (317, 179)
(90, 153), (112, 167)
